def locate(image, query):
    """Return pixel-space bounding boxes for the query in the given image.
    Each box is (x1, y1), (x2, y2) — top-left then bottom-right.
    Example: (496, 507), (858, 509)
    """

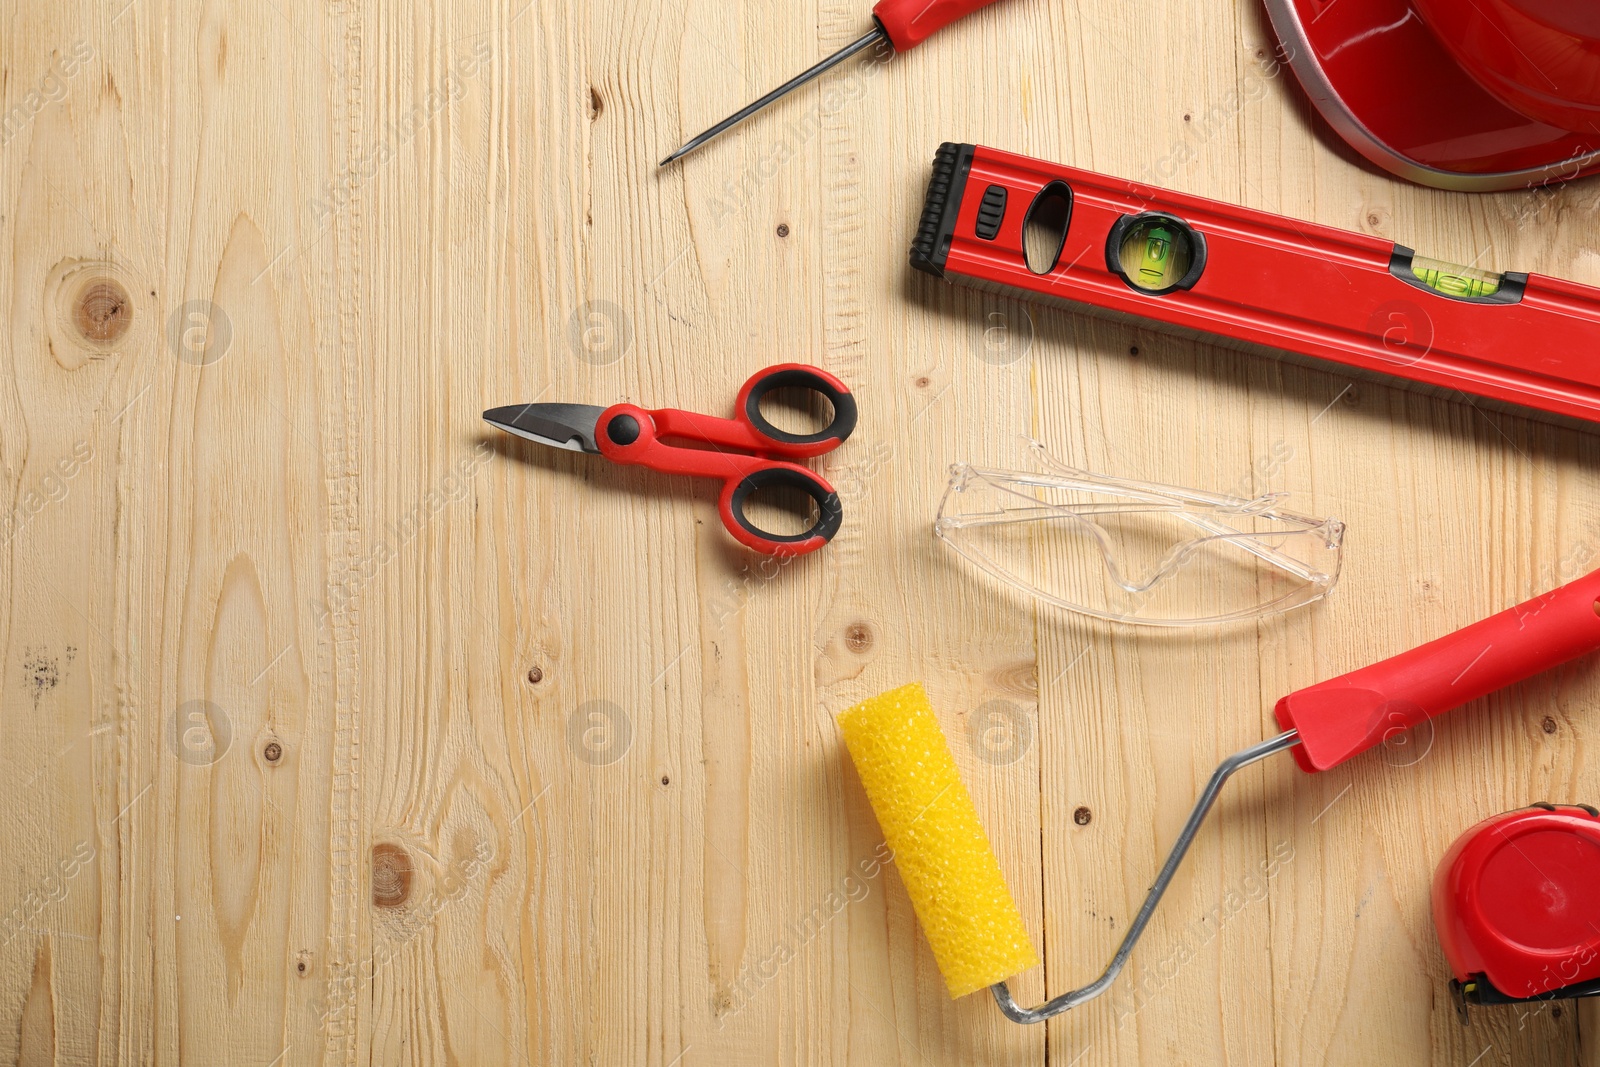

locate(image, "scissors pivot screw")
(607, 414), (642, 445)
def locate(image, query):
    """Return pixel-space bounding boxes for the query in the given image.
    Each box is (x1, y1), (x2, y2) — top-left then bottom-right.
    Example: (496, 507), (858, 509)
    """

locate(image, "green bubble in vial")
(1138, 227), (1173, 285)
(1411, 255), (1502, 298)
(1117, 217), (1195, 292)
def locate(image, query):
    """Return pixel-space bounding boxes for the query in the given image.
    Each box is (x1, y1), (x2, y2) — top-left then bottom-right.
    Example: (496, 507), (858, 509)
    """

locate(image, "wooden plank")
(1, 0), (1596, 1064)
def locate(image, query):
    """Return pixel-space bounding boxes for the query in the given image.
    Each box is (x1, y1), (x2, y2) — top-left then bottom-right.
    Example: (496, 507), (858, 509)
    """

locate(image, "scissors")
(484, 364), (857, 557)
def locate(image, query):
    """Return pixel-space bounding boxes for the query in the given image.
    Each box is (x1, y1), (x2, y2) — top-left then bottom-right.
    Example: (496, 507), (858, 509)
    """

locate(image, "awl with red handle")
(660, 0), (1011, 166)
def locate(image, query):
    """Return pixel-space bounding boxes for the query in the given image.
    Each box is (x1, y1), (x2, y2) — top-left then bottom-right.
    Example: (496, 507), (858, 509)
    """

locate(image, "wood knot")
(589, 87), (603, 121)
(844, 622), (874, 654)
(46, 258), (143, 367)
(1073, 806), (1093, 826)
(370, 843), (413, 908)
(74, 277), (132, 344)
(776, 223), (790, 238)
(1542, 716), (1559, 734)
(527, 665), (544, 685)
(263, 741), (282, 763)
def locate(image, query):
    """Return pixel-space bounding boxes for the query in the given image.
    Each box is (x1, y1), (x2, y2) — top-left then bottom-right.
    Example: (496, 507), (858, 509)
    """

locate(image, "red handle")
(595, 404), (844, 557)
(1275, 570), (1600, 772)
(623, 364), (855, 461)
(872, 0), (1007, 51)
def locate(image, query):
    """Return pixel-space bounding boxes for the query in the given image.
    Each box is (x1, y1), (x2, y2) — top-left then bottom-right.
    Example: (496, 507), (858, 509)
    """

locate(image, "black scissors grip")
(725, 466), (844, 552)
(741, 366), (858, 448)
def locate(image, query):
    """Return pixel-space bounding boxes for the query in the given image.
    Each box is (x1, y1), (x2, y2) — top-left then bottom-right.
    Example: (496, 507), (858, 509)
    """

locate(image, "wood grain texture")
(2, 0), (1598, 1063)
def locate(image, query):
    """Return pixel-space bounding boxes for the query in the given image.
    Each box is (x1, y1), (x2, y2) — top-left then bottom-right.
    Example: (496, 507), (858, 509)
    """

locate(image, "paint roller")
(836, 569), (1600, 1023)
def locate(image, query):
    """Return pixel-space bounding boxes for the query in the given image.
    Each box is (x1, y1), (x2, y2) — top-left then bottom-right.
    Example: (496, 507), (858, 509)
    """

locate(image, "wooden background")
(3, 0), (1599, 1063)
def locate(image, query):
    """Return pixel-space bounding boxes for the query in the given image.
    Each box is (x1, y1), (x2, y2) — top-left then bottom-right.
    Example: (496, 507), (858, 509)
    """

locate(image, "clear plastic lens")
(934, 447), (1344, 626)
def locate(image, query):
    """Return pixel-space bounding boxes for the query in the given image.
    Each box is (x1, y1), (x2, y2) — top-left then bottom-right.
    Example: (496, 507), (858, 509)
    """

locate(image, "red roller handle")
(871, 0), (1008, 51)
(1275, 570), (1600, 772)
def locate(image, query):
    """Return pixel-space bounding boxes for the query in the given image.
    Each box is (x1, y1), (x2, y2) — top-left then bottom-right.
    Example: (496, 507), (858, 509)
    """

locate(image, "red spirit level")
(910, 142), (1600, 426)
(1433, 803), (1600, 1019)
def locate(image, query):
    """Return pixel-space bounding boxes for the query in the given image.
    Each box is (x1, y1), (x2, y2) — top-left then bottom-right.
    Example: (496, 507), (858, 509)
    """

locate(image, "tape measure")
(1433, 804), (1600, 1019)
(910, 142), (1600, 426)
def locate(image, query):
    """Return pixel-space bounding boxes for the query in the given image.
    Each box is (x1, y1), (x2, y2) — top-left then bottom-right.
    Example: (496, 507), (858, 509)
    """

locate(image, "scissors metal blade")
(483, 403), (607, 454)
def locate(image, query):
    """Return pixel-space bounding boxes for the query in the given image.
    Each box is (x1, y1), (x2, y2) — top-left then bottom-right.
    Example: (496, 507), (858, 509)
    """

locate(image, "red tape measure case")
(1432, 805), (1600, 1008)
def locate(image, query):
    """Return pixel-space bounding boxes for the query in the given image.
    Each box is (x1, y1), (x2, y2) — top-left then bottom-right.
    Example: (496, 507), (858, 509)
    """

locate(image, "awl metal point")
(660, 0), (1007, 166)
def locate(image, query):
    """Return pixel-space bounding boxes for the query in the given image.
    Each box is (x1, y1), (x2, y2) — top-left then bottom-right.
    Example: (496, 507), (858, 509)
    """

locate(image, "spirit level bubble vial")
(910, 142), (1600, 426)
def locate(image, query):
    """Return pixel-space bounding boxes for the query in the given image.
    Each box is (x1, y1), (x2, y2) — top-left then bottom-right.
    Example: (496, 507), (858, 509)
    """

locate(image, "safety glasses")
(934, 446), (1344, 627)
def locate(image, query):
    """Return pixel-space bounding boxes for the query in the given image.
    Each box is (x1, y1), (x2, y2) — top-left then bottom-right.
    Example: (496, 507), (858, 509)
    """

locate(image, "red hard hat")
(1266, 0), (1600, 190)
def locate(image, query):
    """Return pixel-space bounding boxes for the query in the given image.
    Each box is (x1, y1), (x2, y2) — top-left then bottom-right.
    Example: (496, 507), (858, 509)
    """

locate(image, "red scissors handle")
(594, 364), (857, 556)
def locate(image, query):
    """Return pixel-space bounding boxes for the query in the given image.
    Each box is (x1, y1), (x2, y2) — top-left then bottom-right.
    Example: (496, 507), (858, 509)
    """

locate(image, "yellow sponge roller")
(837, 683), (1039, 999)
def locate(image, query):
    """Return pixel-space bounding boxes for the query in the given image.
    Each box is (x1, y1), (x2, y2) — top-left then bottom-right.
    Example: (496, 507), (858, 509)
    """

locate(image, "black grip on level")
(910, 142), (975, 278)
